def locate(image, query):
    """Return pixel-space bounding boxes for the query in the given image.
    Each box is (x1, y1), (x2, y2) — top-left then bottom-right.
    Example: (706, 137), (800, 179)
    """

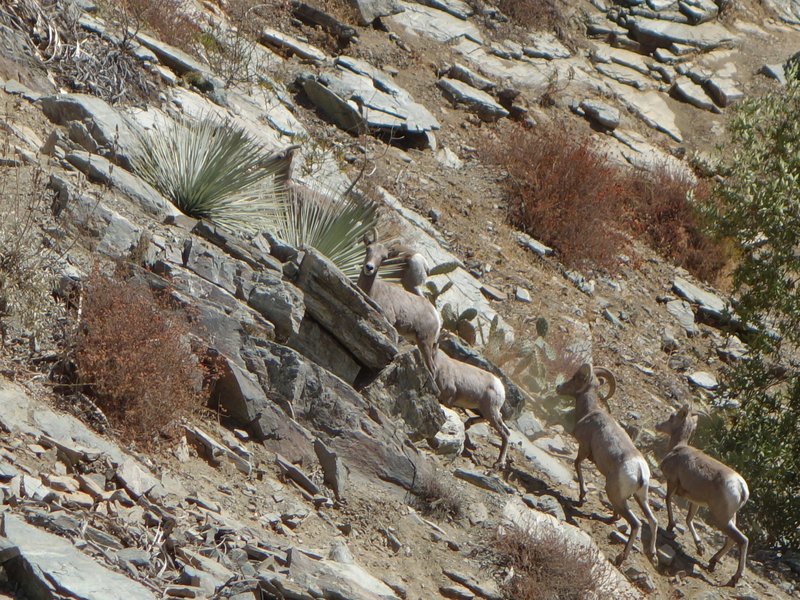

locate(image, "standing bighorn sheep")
(557, 364), (658, 566)
(433, 349), (510, 469)
(656, 404), (749, 587)
(357, 238), (441, 374)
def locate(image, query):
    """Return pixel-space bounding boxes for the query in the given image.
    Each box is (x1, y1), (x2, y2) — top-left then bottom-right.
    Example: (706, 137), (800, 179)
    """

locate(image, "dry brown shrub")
(410, 469), (464, 520)
(624, 163), (727, 283)
(492, 0), (564, 31)
(490, 524), (608, 600)
(73, 269), (203, 446)
(482, 121), (628, 271)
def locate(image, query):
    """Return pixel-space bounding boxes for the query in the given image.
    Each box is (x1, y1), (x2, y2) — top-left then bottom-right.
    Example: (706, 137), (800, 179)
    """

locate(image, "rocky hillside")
(0, 0), (799, 599)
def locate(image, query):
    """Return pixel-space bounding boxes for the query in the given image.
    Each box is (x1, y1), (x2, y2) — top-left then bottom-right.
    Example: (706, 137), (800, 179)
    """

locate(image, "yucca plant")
(130, 116), (289, 233)
(275, 185), (379, 279)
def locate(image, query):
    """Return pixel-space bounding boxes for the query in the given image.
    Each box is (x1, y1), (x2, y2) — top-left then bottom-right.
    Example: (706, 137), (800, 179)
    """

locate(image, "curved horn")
(363, 227), (378, 246)
(593, 367), (617, 403)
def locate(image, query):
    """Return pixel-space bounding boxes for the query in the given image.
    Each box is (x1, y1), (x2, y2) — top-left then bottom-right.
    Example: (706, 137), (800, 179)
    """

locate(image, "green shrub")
(131, 116), (290, 233)
(697, 65), (800, 549)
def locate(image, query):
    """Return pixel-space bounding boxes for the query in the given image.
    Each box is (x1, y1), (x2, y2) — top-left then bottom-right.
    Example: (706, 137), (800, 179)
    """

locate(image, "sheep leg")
(574, 447), (589, 504)
(686, 502), (706, 556)
(711, 520), (747, 586)
(665, 481), (677, 535)
(610, 495), (640, 566)
(488, 407), (510, 470)
(634, 487), (658, 562)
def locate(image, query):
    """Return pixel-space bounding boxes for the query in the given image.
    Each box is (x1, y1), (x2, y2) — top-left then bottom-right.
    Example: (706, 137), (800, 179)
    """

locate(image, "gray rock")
(3, 79), (42, 101)
(446, 63), (495, 91)
(580, 99), (620, 129)
(116, 457), (158, 499)
(661, 326), (680, 352)
(314, 438), (348, 500)
(116, 547), (152, 567)
(688, 370), (718, 389)
(671, 77), (720, 112)
(244, 340), (436, 490)
(437, 78), (509, 121)
(515, 287), (532, 302)
(516, 232), (553, 256)
(436, 147), (464, 169)
(134, 32), (227, 105)
(596, 62), (652, 90)
(760, 63), (787, 84)
(523, 32), (571, 59)
(38, 93), (139, 168)
(288, 316), (362, 384)
(703, 76), (743, 107)
(260, 27), (328, 64)
(678, 0), (718, 23)
(430, 406), (466, 455)
(761, 0), (800, 24)
(513, 434), (574, 485)
(1, 513), (155, 600)
(388, 1), (483, 43)
(717, 335), (748, 363)
(63, 151), (181, 220)
(300, 56), (439, 140)
(295, 249), (400, 370)
(672, 276), (728, 318)
(349, 0), (404, 24)
(522, 493), (566, 521)
(453, 468), (514, 494)
(416, 0), (472, 19)
(287, 548), (402, 599)
(248, 271), (306, 340)
(613, 86), (683, 142)
(628, 16), (736, 50)
(361, 349), (445, 441)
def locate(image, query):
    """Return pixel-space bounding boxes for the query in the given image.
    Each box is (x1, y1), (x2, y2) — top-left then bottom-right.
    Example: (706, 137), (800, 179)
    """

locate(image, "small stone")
(480, 283), (506, 301)
(657, 543), (676, 566)
(440, 585), (475, 600)
(688, 371), (717, 389)
(515, 287), (531, 302)
(428, 207), (441, 222)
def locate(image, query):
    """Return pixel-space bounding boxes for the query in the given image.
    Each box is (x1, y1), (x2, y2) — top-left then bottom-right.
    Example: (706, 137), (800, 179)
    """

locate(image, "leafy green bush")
(131, 116), (290, 233)
(697, 66), (800, 549)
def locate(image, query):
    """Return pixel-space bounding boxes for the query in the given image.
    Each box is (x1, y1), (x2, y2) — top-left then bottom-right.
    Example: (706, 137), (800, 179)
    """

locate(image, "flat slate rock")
(628, 16), (736, 50)
(388, 1), (483, 44)
(671, 76), (720, 112)
(1, 513), (155, 600)
(672, 276), (727, 315)
(436, 78), (509, 121)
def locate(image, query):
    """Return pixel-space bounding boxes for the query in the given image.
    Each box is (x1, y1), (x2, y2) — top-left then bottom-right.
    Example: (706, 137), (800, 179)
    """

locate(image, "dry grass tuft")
(489, 524), (609, 600)
(410, 470), (464, 521)
(73, 268), (204, 447)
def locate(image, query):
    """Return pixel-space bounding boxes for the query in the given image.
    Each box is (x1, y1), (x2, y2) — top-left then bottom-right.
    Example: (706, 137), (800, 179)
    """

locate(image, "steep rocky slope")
(0, 0), (799, 599)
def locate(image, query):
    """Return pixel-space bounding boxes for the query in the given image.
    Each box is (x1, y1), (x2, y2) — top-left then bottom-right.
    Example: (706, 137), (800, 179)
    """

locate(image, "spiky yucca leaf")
(276, 186), (379, 279)
(131, 117), (289, 233)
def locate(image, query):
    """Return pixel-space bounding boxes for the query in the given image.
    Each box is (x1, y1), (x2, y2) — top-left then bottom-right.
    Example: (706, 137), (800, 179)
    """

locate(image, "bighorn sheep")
(357, 239), (441, 374)
(556, 364), (658, 565)
(656, 404), (749, 587)
(433, 349), (510, 469)
(387, 244), (429, 297)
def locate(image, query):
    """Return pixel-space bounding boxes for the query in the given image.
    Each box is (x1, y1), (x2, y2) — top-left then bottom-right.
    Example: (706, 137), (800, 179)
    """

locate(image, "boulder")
(1, 513), (155, 600)
(579, 99), (620, 129)
(39, 93), (139, 168)
(628, 16), (736, 50)
(361, 349), (445, 441)
(348, 0), (404, 24)
(670, 77), (720, 112)
(430, 406), (466, 455)
(388, 1), (483, 43)
(247, 271), (306, 340)
(294, 249), (400, 370)
(288, 316), (362, 384)
(243, 340), (435, 490)
(436, 78), (509, 121)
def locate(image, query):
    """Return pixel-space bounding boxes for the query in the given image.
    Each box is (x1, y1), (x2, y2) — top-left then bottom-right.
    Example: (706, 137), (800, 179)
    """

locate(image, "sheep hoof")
(663, 528), (677, 540)
(613, 553), (625, 567)
(706, 558), (717, 572)
(724, 575), (740, 587)
(697, 544), (706, 557)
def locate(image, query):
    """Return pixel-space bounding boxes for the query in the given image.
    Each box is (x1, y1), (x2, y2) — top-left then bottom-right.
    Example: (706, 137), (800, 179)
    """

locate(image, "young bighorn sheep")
(433, 349), (510, 469)
(656, 404), (749, 587)
(357, 239), (441, 374)
(556, 364), (658, 566)
(387, 244), (429, 297)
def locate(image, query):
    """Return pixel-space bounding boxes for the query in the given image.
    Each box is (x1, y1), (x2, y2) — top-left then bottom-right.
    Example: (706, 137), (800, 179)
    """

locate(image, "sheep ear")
(363, 228), (376, 246)
(679, 403), (691, 417)
(578, 364), (592, 379)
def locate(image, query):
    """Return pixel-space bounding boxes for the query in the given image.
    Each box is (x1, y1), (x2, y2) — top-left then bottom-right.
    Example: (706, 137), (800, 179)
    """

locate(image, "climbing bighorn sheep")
(557, 364), (658, 566)
(656, 404), (749, 587)
(387, 244), (429, 297)
(357, 237), (441, 374)
(433, 349), (510, 469)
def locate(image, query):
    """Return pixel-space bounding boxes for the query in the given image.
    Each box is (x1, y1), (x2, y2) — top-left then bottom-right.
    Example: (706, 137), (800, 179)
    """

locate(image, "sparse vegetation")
(488, 524), (610, 600)
(276, 185), (379, 279)
(72, 269), (204, 446)
(482, 120), (726, 280)
(697, 66), (800, 549)
(130, 116), (290, 233)
(410, 470), (464, 520)
(104, 0), (199, 56)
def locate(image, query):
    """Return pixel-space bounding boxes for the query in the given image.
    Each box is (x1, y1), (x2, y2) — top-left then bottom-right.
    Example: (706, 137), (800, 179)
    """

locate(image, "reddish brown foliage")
(108, 0), (199, 55)
(484, 121), (629, 270)
(483, 121), (727, 281)
(74, 270), (203, 446)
